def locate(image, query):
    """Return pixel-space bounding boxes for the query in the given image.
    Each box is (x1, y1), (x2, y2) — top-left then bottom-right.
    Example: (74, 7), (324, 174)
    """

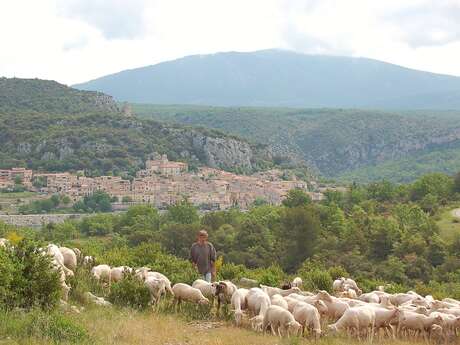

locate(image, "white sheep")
(397, 311), (442, 340)
(317, 290), (349, 321)
(328, 306), (376, 342)
(0, 238), (9, 247)
(231, 288), (249, 326)
(91, 264), (111, 284)
(172, 283), (209, 307)
(110, 266), (133, 283)
(83, 255), (95, 266)
(271, 294), (289, 310)
(333, 278), (345, 292)
(46, 244), (74, 278)
(262, 305), (302, 337)
(143, 271), (174, 296)
(247, 288), (272, 331)
(291, 277), (303, 288)
(292, 301), (321, 339)
(215, 280), (238, 312)
(260, 284), (300, 297)
(144, 276), (166, 305)
(59, 246), (77, 271)
(192, 279), (217, 300)
(359, 292), (380, 304)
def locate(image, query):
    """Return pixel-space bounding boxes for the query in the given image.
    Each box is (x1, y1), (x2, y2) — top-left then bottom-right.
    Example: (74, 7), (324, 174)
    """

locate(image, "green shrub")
(302, 269), (333, 292)
(327, 266), (349, 280)
(218, 262), (248, 281)
(0, 239), (61, 310)
(108, 273), (151, 310)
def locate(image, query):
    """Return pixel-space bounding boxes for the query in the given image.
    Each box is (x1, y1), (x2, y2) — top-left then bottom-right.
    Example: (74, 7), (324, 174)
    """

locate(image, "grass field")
(436, 206), (460, 242)
(0, 306), (421, 345)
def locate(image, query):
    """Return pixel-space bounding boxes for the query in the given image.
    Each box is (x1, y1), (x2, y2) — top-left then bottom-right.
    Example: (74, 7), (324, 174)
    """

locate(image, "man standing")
(190, 230), (216, 283)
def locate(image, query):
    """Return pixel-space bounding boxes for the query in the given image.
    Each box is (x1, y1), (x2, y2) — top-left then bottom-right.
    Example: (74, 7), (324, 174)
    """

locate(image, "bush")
(108, 273), (151, 310)
(302, 269), (333, 292)
(218, 262), (248, 281)
(0, 239), (61, 310)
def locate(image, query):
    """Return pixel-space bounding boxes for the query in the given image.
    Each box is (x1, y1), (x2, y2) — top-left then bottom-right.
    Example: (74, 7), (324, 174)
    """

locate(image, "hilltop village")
(0, 154), (323, 210)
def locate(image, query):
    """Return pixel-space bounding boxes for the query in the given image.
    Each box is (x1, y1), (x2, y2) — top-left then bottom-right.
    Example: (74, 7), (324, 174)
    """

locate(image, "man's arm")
(190, 244), (197, 267)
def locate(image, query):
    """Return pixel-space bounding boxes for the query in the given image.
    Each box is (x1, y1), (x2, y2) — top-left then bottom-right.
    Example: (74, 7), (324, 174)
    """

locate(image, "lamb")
(59, 246), (77, 271)
(172, 283), (209, 307)
(262, 305), (302, 337)
(145, 276), (167, 305)
(72, 247), (82, 259)
(110, 266), (133, 283)
(291, 277), (303, 288)
(271, 294), (289, 310)
(231, 288), (249, 326)
(260, 284), (300, 297)
(292, 301), (321, 339)
(91, 264), (111, 284)
(328, 306), (376, 342)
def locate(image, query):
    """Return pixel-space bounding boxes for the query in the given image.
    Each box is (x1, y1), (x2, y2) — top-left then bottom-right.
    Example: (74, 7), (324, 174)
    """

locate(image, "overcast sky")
(1, 0), (459, 85)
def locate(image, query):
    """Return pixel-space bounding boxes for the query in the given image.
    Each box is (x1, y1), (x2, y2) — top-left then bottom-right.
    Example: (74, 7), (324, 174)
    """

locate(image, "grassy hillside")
(74, 49), (460, 109)
(133, 104), (460, 182)
(0, 78), (273, 176)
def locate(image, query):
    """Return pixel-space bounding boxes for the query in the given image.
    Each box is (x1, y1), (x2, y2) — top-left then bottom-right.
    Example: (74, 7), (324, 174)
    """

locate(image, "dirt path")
(452, 208), (460, 219)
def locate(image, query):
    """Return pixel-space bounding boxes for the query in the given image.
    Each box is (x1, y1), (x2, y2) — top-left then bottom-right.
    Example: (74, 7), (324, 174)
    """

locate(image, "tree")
(277, 205), (320, 272)
(166, 199), (199, 225)
(454, 171), (460, 194)
(410, 173), (453, 201)
(73, 191), (112, 213)
(282, 188), (311, 208)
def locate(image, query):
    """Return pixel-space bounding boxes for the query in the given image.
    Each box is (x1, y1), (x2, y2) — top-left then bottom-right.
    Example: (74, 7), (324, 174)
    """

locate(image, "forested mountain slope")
(0, 78), (273, 176)
(74, 49), (460, 109)
(134, 104), (460, 182)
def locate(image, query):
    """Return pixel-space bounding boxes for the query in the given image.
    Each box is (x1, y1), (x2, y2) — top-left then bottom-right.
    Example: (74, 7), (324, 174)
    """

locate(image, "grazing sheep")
(172, 283), (209, 308)
(271, 294), (289, 310)
(317, 290), (350, 321)
(91, 264), (111, 284)
(192, 279), (217, 301)
(292, 301), (321, 339)
(145, 271), (174, 296)
(59, 247), (78, 271)
(72, 247), (82, 259)
(397, 311), (442, 340)
(247, 288), (272, 331)
(53, 262), (70, 301)
(262, 305), (302, 337)
(333, 278), (345, 292)
(389, 293), (416, 306)
(0, 238), (9, 247)
(338, 288), (358, 299)
(145, 277), (166, 305)
(110, 266), (133, 283)
(291, 277), (303, 288)
(239, 277), (258, 287)
(328, 306), (376, 342)
(215, 280), (238, 312)
(46, 244), (74, 278)
(83, 255), (95, 266)
(231, 288), (249, 326)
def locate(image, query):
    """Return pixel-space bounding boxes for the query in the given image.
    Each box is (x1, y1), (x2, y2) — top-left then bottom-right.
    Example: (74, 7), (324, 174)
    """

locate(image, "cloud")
(57, 0), (149, 40)
(382, 1), (460, 47)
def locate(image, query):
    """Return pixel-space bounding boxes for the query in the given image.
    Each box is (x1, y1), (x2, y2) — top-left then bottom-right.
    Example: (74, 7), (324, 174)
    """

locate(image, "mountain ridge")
(73, 49), (460, 109)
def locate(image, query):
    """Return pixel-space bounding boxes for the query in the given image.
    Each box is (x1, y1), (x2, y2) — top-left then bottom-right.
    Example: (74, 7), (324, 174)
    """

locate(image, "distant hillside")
(74, 49), (460, 109)
(0, 78), (273, 176)
(133, 104), (460, 182)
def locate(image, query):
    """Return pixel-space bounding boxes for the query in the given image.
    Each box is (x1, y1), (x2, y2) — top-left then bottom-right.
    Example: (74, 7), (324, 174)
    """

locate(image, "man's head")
(197, 230), (208, 244)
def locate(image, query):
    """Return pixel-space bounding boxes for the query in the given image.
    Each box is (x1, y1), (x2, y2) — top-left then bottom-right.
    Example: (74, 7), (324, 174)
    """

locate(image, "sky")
(0, 0), (459, 85)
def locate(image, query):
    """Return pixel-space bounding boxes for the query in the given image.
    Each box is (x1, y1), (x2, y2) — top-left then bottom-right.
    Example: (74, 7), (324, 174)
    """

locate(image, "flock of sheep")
(2, 239), (460, 343)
